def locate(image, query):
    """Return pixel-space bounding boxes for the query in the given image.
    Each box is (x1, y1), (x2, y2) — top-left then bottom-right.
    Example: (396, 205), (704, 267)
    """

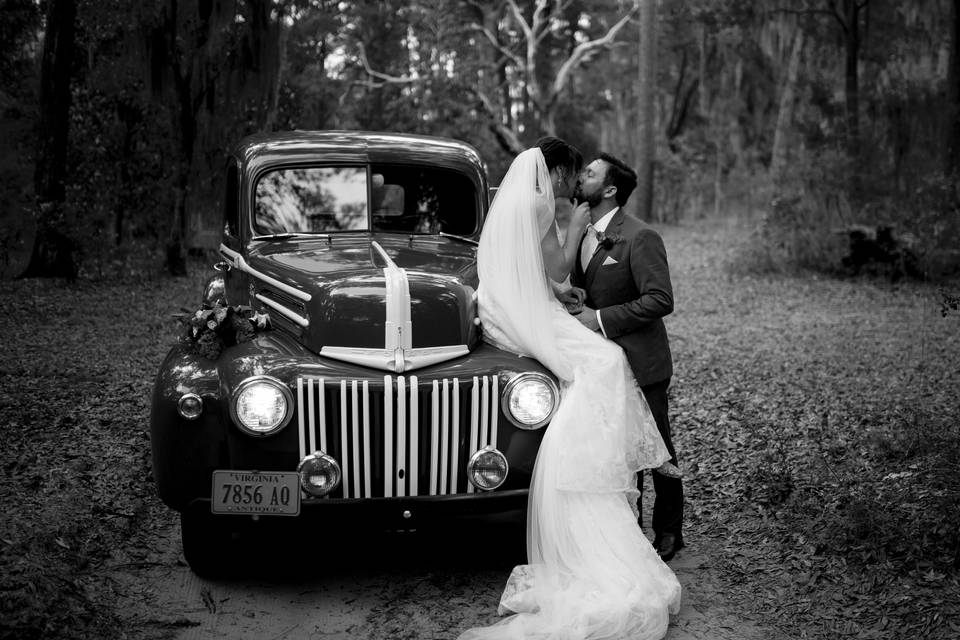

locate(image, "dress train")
(459, 305), (682, 640)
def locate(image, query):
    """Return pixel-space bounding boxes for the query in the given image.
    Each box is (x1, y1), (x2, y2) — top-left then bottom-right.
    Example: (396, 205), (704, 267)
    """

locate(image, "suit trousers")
(638, 377), (683, 540)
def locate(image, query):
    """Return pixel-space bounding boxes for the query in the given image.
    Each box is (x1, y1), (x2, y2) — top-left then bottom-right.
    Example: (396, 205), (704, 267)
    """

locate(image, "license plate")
(211, 470), (300, 516)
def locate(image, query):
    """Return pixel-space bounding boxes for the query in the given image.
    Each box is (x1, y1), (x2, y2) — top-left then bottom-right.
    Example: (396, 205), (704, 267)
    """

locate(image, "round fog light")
(177, 393), (203, 420)
(297, 452), (341, 497)
(467, 446), (508, 491)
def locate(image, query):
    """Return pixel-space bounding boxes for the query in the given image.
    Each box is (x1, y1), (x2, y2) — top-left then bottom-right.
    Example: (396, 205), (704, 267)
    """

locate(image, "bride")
(459, 143), (682, 640)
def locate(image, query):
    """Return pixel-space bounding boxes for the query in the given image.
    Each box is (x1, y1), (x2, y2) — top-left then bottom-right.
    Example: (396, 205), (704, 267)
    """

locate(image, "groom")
(569, 153), (684, 562)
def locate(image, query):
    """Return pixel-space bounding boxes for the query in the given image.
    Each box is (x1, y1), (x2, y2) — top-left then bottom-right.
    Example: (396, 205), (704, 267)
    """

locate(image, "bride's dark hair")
(535, 136), (583, 177)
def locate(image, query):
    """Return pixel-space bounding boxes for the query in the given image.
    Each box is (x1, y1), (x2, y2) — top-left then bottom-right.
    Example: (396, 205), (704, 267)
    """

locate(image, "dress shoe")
(654, 533), (684, 562)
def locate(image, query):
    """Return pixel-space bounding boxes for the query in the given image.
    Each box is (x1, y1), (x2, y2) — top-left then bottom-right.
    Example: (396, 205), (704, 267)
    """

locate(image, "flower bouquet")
(175, 303), (271, 360)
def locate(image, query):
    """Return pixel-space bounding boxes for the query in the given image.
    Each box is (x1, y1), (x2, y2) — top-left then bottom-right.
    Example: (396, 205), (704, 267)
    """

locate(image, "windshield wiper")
(438, 232), (479, 246)
(252, 232), (327, 241)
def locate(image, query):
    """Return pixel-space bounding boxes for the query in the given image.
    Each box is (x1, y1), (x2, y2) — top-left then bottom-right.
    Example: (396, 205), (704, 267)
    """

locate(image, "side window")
(254, 167), (368, 234)
(224, 160), (240, 239)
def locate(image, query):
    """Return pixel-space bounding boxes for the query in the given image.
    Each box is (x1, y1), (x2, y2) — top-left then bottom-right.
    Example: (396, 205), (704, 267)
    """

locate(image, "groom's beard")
(580, 190), (604, 209)
(574, 184), (602, 209)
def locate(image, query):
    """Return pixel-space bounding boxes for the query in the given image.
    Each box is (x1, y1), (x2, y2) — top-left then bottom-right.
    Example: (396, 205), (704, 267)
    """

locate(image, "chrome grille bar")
(450, 378), (461, 494)
(308, 378), (317, 455)
(297, 378), (306, 463)
(409, 376), (419, 497)
(362, 381), (371, 498)
(351, 380), (361, 499)
(480, 376), (490, 452)
(429, 380), (440, 495)
(397, 376), (407, 498)
(439, 379), (450, 495)
(340, 380), (349, 499)
(490, 376), (499, 450)
(384, 374), (393, 498)
(318, 379), (327, 452)
(468, 376), (480, 494)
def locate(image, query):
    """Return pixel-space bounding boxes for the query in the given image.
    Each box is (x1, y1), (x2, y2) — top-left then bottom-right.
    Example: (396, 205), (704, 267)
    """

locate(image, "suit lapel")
(584, 210), (625, 290)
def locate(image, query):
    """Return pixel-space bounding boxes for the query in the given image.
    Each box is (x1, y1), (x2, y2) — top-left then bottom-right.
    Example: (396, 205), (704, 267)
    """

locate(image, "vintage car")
(150, 131), (560, 576)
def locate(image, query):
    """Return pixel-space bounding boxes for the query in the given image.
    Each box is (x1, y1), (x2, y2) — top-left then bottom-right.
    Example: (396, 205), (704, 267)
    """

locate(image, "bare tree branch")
(465, 22), (523, 67)
(826, 0), (848, 33)
(531, 0), (552, 47)
(551, 5), (637, 99)
(469, 85), (523, 154)
(356, 42), (417, 84)
(506, 0), (533, 41)
(769, 8), (838, 19)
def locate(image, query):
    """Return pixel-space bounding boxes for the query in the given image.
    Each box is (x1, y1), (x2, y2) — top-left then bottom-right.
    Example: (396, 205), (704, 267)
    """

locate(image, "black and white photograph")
(1, 1), (958, 638)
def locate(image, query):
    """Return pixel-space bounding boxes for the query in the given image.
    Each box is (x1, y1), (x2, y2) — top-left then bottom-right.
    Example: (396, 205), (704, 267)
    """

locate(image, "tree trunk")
(164, 0), (207, 277)
(167, 67), (196, 277)
(114, 116), (135, 246)
(262, 9), (286, 131)
(698, 22), (708, 118)
(842, 0), (862, 198)
(541, 107), (557, 137)
(770, 29), (805, 188)
(20, 0), (78, 279)
(945, 0), (960, 174)
(636, 0), (656, 222)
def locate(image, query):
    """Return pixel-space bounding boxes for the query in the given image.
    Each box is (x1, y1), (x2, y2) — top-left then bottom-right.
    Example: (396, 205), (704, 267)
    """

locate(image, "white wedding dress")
(459, 148), (682, 640)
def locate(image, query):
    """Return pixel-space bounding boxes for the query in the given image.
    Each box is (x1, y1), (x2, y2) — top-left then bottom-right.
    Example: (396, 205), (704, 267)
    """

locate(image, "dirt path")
(107, 499), (780, 640)
(108, 536), (776, 640)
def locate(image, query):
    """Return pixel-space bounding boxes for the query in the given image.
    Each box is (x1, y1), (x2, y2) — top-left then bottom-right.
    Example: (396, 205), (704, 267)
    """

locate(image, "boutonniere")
(597, 231), (623, 250)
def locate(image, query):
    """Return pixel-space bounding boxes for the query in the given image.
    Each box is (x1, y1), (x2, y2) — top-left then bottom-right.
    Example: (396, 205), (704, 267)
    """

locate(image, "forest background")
(1, 0), (959, 281)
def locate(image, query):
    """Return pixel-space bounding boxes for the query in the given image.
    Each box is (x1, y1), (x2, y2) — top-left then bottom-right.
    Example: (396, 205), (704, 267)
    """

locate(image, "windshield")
(254, 164), (478, 236)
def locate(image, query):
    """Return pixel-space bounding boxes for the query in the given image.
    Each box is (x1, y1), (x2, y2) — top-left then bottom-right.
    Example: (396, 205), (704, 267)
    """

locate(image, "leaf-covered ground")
(0, 272), (206, 639)
(667, 218), (960, 639)
(1, 219), (958, 639)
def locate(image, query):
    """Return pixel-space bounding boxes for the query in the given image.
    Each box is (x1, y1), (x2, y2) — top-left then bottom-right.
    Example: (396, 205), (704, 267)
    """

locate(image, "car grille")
(296, 375), (500, 498)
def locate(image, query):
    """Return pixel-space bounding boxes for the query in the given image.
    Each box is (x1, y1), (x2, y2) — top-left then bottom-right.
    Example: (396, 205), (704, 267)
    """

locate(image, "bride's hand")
(569, 201), (591, 233)
(567, 286), (586, 306)
(556, 287), (585, 314)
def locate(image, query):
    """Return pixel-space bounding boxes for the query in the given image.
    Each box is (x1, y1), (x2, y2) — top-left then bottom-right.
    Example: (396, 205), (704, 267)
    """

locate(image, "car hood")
(240, 235), (480, 373)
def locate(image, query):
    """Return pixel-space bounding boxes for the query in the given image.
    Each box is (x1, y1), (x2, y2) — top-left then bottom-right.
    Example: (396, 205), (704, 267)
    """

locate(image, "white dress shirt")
(580, 207), (618, 336)
(579, 207), (619, 272)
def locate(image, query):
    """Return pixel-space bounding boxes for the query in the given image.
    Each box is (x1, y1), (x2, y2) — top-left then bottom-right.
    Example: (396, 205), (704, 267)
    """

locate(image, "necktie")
(580, 224), (599, 272)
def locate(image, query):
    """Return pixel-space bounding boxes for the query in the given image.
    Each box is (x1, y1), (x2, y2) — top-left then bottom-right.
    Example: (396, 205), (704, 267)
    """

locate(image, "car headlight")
(467, 446), (508, 491)
(501, 372), (559, 429)
(230, 375), (293, 436)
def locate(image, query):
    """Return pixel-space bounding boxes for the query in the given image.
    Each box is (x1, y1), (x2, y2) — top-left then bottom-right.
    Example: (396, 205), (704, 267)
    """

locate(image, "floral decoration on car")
(176, 303), (271, 360)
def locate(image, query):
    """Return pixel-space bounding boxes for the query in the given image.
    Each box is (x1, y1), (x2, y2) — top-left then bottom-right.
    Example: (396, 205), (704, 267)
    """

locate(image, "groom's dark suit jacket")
(571, 209), (673, 387)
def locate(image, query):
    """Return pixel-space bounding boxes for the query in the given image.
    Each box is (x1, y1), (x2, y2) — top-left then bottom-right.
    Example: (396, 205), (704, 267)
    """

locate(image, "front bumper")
(185, 488), (528, 533)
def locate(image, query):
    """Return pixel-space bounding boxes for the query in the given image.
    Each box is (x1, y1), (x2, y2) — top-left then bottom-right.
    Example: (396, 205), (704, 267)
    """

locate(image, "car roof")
(232, 130), (485, 175)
